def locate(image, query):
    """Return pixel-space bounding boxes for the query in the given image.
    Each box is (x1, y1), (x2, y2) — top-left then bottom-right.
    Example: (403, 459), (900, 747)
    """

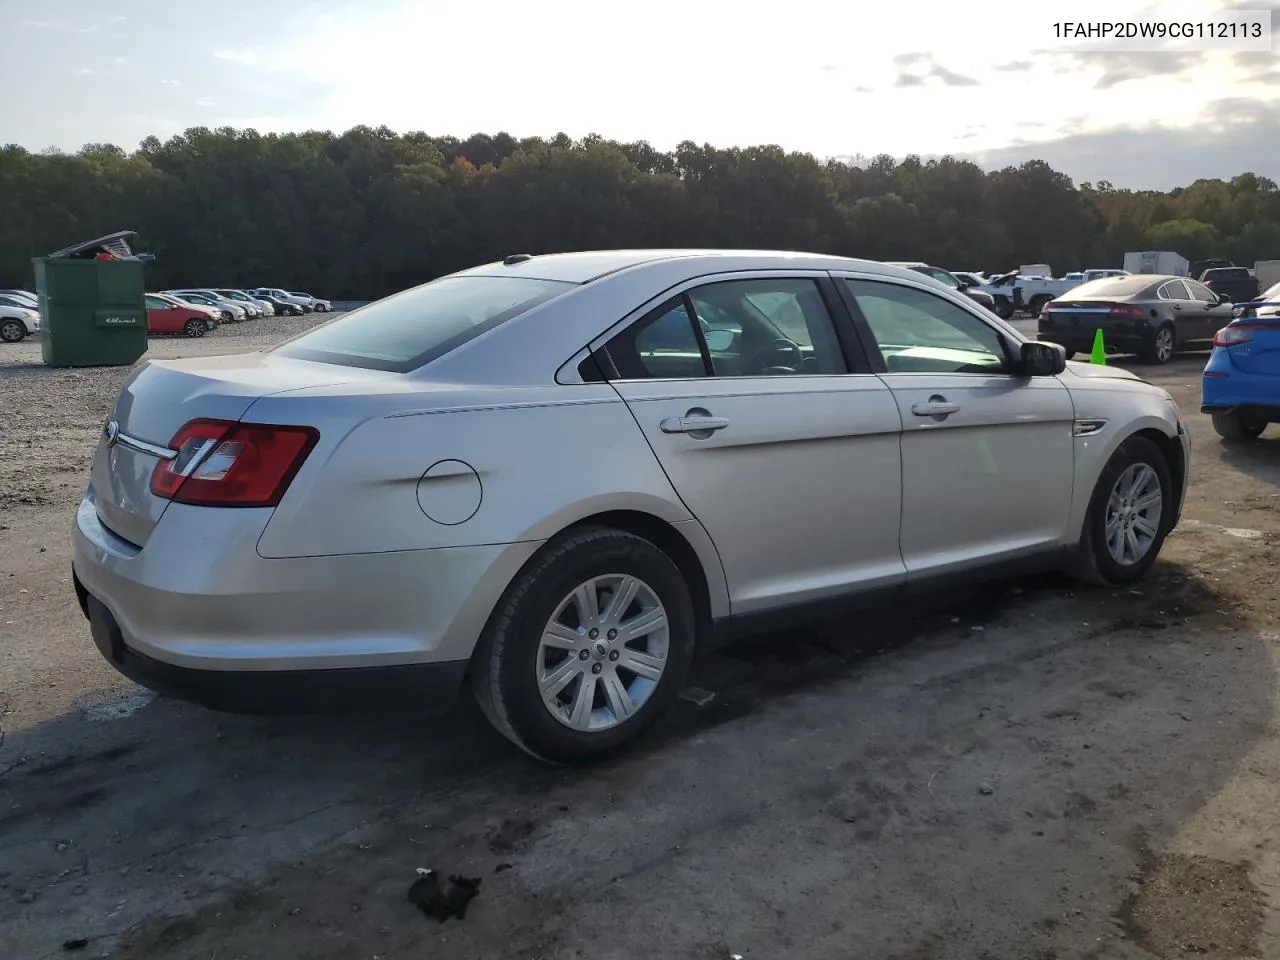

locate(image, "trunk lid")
(1224, 320), (1280, 376)
(89, 353), (377, 546)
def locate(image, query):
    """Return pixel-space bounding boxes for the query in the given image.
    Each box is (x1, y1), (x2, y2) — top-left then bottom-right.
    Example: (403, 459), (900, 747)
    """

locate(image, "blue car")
(1202, 280), (1280, 441)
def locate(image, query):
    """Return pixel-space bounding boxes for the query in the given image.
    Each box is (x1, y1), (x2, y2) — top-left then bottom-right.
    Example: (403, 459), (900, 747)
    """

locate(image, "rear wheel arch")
(467, 510), (716, 686)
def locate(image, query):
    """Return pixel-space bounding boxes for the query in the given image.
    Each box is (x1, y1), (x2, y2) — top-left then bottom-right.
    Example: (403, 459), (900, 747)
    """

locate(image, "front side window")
(1185, 280), (1216, 301)
(844, 279), (1009, 375)
(929, 269), (961, 288)
(144, 296), (168, 309)
(274, 275), (571, 372)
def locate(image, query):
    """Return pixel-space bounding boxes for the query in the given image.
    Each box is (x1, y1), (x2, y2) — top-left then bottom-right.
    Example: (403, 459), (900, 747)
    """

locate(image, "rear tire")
(184, 318), (206, 338)
(0, 319), (26, 343)
(470, 526), (696, 764)
(1067, 435), (1172, 587)
(1212, 411), (1266, 441)
(1028, 295), (1051, 316)
(1141, 323), (1175, 364)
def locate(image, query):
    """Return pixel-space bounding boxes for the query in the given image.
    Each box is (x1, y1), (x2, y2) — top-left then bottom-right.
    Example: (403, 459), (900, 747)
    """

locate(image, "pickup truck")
(1199, 266), (1260, 304)
(983, 272), (1079, 319)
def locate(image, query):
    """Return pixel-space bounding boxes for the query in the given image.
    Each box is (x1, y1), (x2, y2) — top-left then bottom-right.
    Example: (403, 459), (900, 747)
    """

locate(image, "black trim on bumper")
(81, 584), (468, 716)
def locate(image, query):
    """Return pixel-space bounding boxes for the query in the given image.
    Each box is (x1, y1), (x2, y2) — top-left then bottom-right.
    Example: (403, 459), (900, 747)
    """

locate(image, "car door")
(1184, 278), (1235, 342)
(1158, 279), (1214, 345)
(595, 273), (906, 615)
(144, 295), (174, 334)
(834, 272), (1075, 579)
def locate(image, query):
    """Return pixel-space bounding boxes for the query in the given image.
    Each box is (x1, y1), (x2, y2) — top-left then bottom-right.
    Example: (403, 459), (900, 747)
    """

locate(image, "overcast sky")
(3, 0), (1278, 190)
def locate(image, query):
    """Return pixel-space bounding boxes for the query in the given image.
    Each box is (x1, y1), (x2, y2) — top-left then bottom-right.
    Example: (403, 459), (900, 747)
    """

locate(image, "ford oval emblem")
(104, 420), (120, 446)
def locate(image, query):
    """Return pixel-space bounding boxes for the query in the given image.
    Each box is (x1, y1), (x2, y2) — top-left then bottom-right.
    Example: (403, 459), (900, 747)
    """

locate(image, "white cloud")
(76, 68), (93, 76)
(161, 79), (180, 87)
(194, 96), (216, 107)
(21, 19), (55, 28)
(215, 49), (263, 67)
(114, 57), (128, 65)
(248, 0), (1263, 163)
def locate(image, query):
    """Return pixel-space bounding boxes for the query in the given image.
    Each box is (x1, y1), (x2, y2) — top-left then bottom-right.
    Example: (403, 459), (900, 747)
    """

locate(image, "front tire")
(1068, 435), (1172, 586)
(1212, 411), (1266, 442)
(0, 318), (27, 343)
(184, 318), (207, 338)
(470, 526), (696, 764)
(1141, 323), (1175, 364)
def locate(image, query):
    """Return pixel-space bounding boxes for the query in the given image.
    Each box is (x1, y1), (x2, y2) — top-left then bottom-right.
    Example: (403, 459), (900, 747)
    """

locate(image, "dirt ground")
(2, 319), (1279, 960)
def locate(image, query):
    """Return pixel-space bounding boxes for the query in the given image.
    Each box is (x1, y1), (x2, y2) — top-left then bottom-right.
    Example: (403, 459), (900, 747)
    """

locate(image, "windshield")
(273, 275), (573, 372)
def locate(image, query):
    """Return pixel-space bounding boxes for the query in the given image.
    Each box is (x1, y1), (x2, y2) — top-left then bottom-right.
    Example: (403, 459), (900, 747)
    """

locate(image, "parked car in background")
(145, 293), (215, 337)
(0, 289), (38, 307)
(290, 292), (332, 312)
(1199, 266), (1260, 304)
(164, 291), (246, 324)
(952, 272), (988, 288)
(1201, 279), (1280, 441)
(247, 292), (302, 316)
(149, 293), (220, 330)
(170, 289), (260, 320)
(0, 300), (40, 342)
(1040, 274), (1234, 364)
(72, 249), (1189, 763)
(252, 288), (312, 312)
(887, 262), (998, 312)
(210, 289), (274, 316)
(1190, 258), (1235, 279)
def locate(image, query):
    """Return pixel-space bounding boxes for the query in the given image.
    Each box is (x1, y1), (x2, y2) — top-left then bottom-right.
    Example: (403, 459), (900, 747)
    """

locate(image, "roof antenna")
(502, 254), (533, 265)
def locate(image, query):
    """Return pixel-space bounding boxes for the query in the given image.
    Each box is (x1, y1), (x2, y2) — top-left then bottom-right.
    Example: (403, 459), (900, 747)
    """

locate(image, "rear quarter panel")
(248, 383), (701, 554)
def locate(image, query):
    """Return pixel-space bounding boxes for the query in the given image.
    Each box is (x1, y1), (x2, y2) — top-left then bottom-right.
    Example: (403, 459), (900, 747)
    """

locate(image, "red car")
(145, 293), (215, 337)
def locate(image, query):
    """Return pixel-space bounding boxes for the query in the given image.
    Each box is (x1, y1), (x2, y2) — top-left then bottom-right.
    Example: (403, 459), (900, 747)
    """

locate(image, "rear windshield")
(1066, 275), (1157, 299)
(1204, 268), (1248, 280)
(272, 275), (573, 372)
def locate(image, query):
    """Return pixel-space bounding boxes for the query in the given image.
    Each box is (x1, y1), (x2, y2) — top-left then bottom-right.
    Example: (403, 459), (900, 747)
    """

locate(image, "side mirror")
(1020, 340), (1067, 376)
(956, 281), (970, 292)
(1217, 292), (1231, 305)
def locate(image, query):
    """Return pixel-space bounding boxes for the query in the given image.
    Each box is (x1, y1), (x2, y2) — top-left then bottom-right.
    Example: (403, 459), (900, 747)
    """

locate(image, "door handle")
(660, 415), (730, 434)
(911, 397), (961, 419)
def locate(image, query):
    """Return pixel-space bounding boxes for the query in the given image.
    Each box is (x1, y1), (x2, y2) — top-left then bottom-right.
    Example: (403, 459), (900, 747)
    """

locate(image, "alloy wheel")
(1104, 462), (1163, 565)
(536, 574), (669, 731)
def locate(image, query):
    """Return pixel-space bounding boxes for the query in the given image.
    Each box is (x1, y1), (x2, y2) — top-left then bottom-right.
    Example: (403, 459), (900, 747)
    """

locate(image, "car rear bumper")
(71, 490), (542, 710)
(78, 587), (469, 713)
(1038, 326), (1151, 354)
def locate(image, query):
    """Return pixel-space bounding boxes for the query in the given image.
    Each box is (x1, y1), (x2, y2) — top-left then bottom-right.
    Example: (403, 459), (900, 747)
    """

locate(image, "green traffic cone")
(1090, 328), (1106, 365)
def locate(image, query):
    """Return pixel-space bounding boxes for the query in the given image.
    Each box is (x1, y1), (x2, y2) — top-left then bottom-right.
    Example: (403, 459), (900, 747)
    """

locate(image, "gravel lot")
(3, 319), (1280, 960)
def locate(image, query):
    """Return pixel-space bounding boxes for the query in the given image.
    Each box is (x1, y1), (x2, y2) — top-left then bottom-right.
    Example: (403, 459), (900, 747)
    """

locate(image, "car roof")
(419, 249), (995, 385)
(453, 249), (881, 285)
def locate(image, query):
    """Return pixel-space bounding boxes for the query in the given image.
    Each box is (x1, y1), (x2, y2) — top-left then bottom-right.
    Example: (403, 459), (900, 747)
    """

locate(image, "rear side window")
(273, 276), (572, 372)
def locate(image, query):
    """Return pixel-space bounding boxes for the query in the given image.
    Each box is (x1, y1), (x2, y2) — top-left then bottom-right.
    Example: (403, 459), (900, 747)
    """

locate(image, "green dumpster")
(35, 230), (150, 367)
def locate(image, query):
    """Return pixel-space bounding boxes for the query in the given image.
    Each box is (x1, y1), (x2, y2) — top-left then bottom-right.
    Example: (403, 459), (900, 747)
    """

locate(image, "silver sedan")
(73, 250), (1190, 763)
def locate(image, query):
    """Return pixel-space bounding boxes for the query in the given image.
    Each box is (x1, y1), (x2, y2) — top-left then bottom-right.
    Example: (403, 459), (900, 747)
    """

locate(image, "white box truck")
(1254, 260), (1280, 292)
(1123, 251), (1190, 277)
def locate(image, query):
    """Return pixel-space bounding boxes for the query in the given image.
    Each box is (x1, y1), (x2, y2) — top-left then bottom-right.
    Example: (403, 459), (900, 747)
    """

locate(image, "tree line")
(1, 126), (1278, 299)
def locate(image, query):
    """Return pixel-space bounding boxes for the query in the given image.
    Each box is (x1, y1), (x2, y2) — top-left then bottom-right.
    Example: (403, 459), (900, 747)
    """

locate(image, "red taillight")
(150, 418), (319, 507)
(1212, 321), (1280, 347)
(1108, 304), (1146, 319)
